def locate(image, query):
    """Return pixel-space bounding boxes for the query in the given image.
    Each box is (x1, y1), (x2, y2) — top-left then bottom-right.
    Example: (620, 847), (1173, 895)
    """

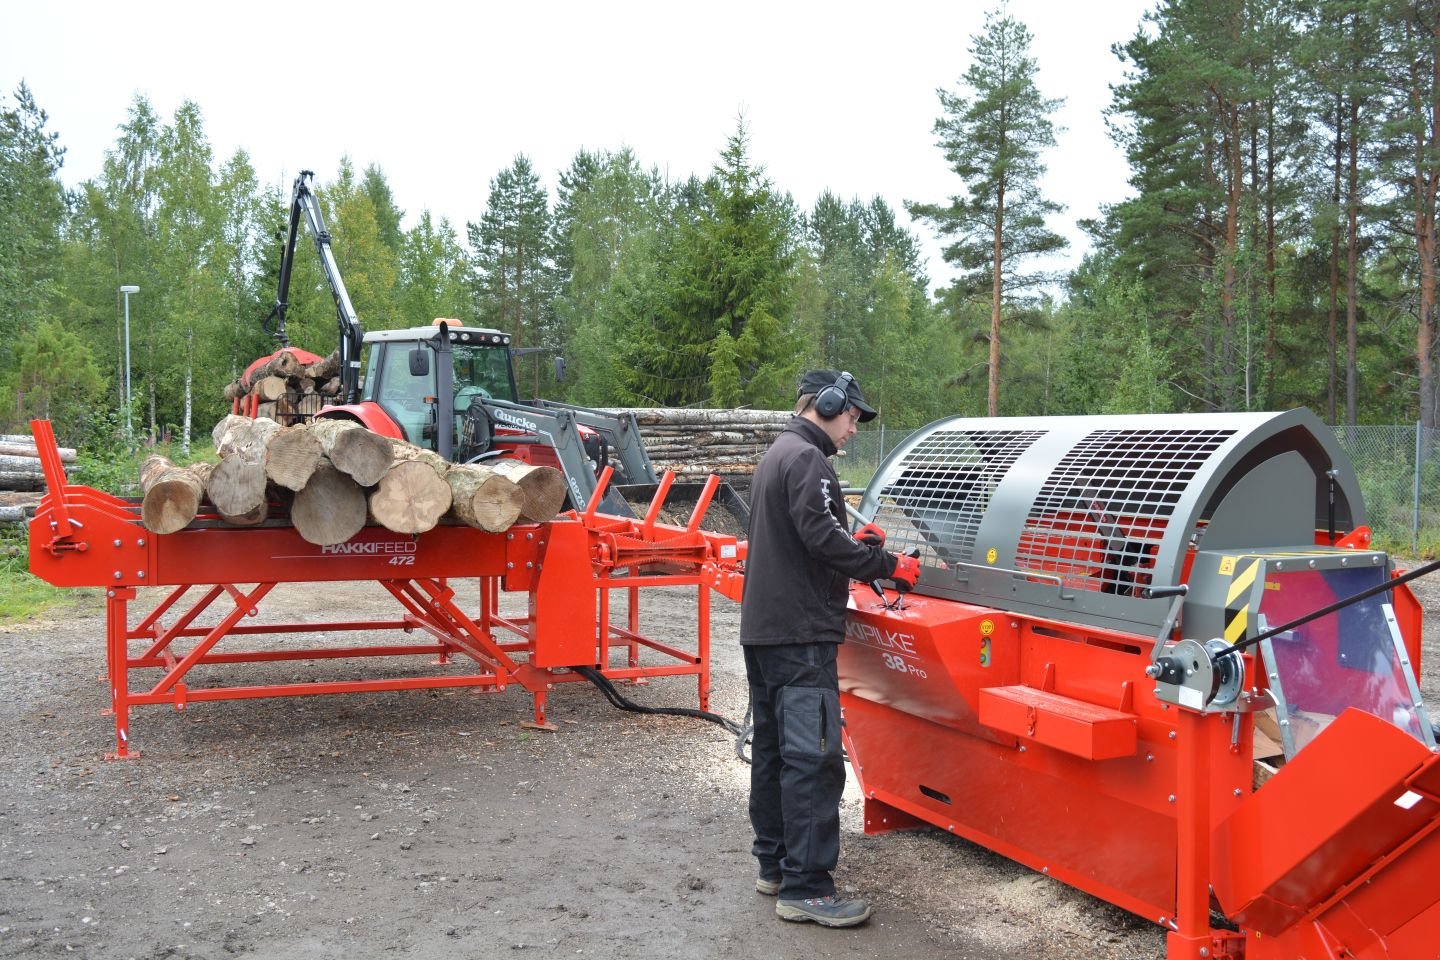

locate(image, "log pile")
(137, 416), (567, 546)
(600, 408), (791, 482)
(0, 432), (73, 495)
(221, 349), (341, 425)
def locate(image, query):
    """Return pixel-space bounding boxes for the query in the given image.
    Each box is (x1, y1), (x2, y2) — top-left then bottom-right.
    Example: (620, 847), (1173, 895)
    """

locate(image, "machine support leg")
(105, 588), (138, 760)
(697, 584), (711, 712)
(626, 584), (644, 682)
(1169, 709), (1213, 958)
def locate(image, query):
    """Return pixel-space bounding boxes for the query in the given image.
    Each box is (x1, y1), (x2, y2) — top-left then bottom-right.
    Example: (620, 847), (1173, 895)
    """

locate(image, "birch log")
(0, 441), (76, 462)
(212, 415), (280, 460)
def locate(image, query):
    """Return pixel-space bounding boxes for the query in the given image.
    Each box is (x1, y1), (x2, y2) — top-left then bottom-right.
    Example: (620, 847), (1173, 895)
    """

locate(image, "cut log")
(265, 424), (323, 491)
(485, 458), (567, 523)
(386, 437), (527, 532)
(212, 415), (281, 461)
(216, 500), (268, 526)
(0, 471), (46, 491)
(206, 455), (268, 516)
(0, 455), (45, 473)
(308, 419), (394, 486)
(253, 375), (288, 402)
(303, 350), (340, 381)
(447, 462), (524, 532)
(244, 349), (304, 386)
(256, 401), (278, 420)
(369, 459), (453, 534)
(0, 441), (76, 462)
(139, 457), (213, 534)
(317, 376), (342, 397)
(290, 460), (366, 546)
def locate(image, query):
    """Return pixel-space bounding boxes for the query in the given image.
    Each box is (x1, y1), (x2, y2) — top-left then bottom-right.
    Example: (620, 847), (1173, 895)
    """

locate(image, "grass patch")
(0, 527), (78, 622)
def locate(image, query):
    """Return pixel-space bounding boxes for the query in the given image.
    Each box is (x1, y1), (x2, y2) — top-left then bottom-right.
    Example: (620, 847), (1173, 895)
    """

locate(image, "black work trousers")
(743, 641), (845, 900)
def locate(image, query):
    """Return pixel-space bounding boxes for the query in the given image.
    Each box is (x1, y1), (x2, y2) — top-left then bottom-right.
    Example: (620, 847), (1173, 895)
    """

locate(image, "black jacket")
(739, 416), (897, 646)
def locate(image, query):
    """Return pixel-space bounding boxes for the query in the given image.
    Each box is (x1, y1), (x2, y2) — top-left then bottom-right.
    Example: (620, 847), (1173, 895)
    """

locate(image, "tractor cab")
(358, 320), (517, 459)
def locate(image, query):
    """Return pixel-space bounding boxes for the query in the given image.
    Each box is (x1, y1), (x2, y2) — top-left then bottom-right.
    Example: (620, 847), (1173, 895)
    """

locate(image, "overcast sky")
(4, 0), (1154, 293)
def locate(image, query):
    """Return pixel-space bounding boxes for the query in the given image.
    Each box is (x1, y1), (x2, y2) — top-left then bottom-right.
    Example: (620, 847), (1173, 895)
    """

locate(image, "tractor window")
(453, 345), (517, 406)
(374, 344), (431, 443)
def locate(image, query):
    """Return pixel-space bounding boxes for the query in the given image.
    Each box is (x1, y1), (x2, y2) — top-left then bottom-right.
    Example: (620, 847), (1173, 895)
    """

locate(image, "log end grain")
(290, 460), (366, 546)
(369, 460), (453, 535)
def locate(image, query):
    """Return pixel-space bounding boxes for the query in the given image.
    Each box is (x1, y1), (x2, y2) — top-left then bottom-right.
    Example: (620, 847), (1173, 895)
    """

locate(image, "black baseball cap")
(798, 369), (878, 422)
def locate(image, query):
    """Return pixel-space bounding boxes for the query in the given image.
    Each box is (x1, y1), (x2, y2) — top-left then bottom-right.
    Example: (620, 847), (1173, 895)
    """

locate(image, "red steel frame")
(27, 421), (744, 760)
(839, 579), (1440, 960)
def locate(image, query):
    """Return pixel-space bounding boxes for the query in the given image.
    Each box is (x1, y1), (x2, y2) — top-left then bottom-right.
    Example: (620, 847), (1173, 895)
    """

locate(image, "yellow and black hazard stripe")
(1223, 556), (1261, 644)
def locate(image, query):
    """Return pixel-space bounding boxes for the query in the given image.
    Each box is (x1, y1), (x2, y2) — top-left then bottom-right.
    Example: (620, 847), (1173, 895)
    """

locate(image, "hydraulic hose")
(573, 666), (751, 763)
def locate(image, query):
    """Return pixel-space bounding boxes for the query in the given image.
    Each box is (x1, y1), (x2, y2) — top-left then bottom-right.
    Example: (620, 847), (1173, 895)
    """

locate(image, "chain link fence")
(843, 423), (1440, 556)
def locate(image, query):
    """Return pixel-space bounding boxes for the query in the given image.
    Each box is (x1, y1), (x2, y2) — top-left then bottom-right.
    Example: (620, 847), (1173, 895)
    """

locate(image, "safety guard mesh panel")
(1015, 429), (1235, 596)
(872, 430), (1046, 566)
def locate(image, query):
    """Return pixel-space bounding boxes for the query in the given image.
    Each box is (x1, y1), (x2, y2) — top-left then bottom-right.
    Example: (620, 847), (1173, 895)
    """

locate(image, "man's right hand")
(889, 552), (920, 593)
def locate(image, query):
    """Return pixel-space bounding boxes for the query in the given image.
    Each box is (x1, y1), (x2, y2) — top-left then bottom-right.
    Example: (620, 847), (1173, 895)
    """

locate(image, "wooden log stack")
(598, 408), (791, 483)
(221, 349), (341, 425)
(137, 416), (567, 546)
(0, 432), (74, 495)
(0, 432), (73, 521)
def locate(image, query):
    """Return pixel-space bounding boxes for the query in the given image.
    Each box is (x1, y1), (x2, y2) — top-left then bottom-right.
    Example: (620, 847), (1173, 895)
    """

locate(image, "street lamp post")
(119, 285), (139, 442)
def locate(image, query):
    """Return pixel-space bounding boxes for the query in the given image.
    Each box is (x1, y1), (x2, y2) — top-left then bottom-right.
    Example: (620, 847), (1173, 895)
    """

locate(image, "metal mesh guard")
(1015, 428), (1236, 596)
(873, 429), (1046, 566)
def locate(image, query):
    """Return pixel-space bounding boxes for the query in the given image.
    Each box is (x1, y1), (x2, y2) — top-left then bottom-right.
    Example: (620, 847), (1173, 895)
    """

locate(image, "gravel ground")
(2, 562), (1437, 960)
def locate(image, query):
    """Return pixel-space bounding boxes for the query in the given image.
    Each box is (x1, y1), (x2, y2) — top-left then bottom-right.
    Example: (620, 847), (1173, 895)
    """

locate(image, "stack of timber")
(137, 416), (566, 546)
(221, 348), (341, 425)
(0, 433), (68, 521)
(601, 408), (791, 482)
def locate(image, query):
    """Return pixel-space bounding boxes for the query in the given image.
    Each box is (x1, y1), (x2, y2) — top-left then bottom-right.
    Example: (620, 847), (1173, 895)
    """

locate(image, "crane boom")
(262, 170), (364, 405)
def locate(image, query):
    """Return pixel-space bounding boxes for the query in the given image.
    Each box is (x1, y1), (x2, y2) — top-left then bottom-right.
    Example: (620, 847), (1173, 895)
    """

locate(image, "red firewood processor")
(840, 409), (1440, 959)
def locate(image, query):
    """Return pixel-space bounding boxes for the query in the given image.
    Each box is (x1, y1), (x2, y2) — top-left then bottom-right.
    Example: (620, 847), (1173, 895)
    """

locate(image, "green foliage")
(467, 155), (556, 397)
(908, 7), (1067, 415)
(0, 319), (107, 441)
(0, 525), (76, 622)
(612, 119), (802, 408)
(0, 81), (67, 372)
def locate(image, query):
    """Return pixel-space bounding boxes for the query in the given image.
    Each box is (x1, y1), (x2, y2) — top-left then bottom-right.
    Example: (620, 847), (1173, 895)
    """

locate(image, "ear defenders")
(814, 371), (855, 419)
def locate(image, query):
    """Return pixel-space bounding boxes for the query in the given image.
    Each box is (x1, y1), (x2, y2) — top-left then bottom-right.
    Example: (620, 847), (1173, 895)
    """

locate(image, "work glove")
(854, 522), (886, 548)
(889, 551), (921, 593)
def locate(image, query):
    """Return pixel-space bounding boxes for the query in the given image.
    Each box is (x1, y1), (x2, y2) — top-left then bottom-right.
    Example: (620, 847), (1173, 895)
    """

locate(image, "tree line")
(2, 0), (1439, 457)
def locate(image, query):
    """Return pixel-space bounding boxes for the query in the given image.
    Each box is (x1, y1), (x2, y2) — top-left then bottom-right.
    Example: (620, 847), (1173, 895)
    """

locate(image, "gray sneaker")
(755, 876), (781, 896)
(775, 895), (872, 927)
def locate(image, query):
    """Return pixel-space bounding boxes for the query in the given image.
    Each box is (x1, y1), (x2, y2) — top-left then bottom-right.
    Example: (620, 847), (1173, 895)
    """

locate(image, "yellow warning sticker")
(979, 619), (995, 636)
(1219, 556), (1236, 576)
(986, 547), (998, 564)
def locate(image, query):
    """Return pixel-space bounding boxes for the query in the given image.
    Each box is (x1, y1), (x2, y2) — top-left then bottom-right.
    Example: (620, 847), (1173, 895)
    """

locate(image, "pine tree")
(907, 7), (1067, 416)
(1374, 0), (1440, 426)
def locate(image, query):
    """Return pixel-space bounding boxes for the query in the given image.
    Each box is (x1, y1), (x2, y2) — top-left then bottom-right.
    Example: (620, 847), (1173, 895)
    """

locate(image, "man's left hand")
(854, 522), (886, 547)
